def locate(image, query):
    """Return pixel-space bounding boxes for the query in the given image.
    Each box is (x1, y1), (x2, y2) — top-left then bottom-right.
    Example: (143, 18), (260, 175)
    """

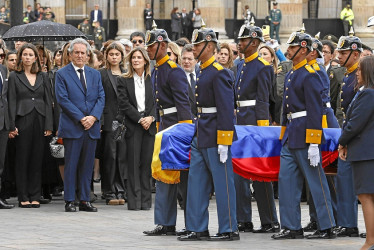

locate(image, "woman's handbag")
(112, 118), (126, 142)
(49, 136), (64, 158)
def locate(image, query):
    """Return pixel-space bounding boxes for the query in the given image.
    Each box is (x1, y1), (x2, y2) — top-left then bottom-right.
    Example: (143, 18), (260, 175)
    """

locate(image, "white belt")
(159, 107), (177, 116)
(237, 100), (256, 107)
(287, 111), (307, 120)
(325, 102), (331, 108)
(197, 107), (217, 113)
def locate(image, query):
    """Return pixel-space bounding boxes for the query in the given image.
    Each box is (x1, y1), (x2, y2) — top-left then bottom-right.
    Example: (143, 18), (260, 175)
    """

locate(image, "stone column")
(116, 0), (146, 39)
(197, 0), (228, 39)
(277, 0), (303, 35)
(352, 0), (374, 38)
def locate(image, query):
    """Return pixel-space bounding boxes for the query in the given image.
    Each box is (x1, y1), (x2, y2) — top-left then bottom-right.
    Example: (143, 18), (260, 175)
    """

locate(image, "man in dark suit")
(55, 38), (105, 212)
(181, 8), (192, 39)
(25, 5), (37, 23)
(90, 4), (103, 27)
(181, 44), (197, 117)
(0, 64), (13, 209)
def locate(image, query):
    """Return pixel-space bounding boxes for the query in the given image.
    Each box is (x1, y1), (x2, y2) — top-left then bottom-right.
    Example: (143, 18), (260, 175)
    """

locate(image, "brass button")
(197, 78), (199, 81)
(156, 99), (159, 102)
(286, 96), (288, 99)
(195, 85), (197, 89)
(241, 71), (243, 74)
(198, 115), (201, 118)
(340, 90), (343, 94)
(291, 71), (294, 74)
(156, 91), (158, 94)
(311, 133), (314, 136)
(199, 71), (202, 74)
(243, 63), (246, 66)
(238, 95), (240, 98)
(286, 87), (288, 90)
(341, 99), (343, 102)
(288, 79), (290, 82)
(196, 102), (199, 105)
(286, 104), (289, 107)
(240, 79), (242, 82)
(318, 134), (320, 137)
(195, 93), (198, 96)
(238, 87), (241, 90)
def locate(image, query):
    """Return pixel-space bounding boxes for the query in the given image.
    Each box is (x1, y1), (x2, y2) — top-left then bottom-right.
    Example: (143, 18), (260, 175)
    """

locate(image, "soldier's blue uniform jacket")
(152, 54), (192, 130)
(280, 59), (324, 149)
(195, 56), (236, 148)
(309, 59), (338, 128)
(235, 52), (273, 126)
(270, 8), (282, 22)
(341, 62), (358, 115)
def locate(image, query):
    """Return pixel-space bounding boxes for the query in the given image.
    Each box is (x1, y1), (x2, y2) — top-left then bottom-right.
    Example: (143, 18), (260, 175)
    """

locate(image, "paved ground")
(0, 183), (365, 250)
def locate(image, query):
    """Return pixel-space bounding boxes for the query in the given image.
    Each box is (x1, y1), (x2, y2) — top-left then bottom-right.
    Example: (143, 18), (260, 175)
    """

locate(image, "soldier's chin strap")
(341, 50), (353, 67)
(153, 42), (161, 61)
(289, 46), (303, 61)
(195, 41), (209, 61)
(243, 38), (254, 54)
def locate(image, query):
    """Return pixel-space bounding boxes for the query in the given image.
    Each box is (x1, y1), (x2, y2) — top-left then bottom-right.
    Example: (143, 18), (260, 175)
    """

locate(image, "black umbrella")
(1, 20), (87, 43)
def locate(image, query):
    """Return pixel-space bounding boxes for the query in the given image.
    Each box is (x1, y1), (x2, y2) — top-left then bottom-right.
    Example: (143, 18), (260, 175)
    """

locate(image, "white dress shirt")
(185, 70), (196, 87)
(134, 72), (145, 112)
(94, 10), (98, 22)
(72, 63), (86, 87)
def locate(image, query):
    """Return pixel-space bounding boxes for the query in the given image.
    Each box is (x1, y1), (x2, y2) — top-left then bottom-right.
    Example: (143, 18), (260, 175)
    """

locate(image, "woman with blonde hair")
(167, 42), (181, 65)
(99, 42), (127, 205)
(117, 47), (156, 210)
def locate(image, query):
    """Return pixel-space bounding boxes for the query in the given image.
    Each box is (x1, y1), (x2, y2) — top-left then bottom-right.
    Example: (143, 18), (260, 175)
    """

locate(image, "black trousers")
(0, 129), (8, 193)
(126, 124), (154, 210)
(15, 110), (45, 202)
(101, 130), (127, 198)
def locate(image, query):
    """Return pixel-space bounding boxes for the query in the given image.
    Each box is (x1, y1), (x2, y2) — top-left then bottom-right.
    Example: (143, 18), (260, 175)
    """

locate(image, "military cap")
(368, 16), (374, 27)
(336, 36), (363, 52)
(273, 1), (278, 5)
(145, 21), (171, 46)
(237, 18), (265, 42)
(322, 34), (339, 44)
(287, 32), (313, 51)
(311, 37), (323, 58)
(191, 27), (218, 45)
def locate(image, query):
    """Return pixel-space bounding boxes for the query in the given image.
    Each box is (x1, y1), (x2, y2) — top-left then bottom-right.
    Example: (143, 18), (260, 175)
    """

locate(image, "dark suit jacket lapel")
(16, 72), (39, 91)
(0, 69), (7, 95)
(67, 63), (85, 94)
(107, 69), (118, 97)
(85, 66), (92, 96)
(127, 77), (137, 107)
(145, 76), (153, 111)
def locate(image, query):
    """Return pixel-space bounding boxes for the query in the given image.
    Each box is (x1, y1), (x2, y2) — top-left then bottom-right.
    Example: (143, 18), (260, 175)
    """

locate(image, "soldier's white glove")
(308, 144), (320, 167)
(218, 145), (228, 163)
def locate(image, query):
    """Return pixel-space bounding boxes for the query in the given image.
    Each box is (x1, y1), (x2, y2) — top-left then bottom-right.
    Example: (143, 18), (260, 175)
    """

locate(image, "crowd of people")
(0, 3), (373, 250)
(23, 3), (56, 24)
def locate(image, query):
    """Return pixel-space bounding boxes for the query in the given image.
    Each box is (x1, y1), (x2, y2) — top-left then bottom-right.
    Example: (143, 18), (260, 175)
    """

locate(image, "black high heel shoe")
(19, 202), (32, 208)
(31, 202), (40, 208)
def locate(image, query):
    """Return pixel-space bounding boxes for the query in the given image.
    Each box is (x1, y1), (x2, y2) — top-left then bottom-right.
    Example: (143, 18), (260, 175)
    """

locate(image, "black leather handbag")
(112, 118), (126, 142)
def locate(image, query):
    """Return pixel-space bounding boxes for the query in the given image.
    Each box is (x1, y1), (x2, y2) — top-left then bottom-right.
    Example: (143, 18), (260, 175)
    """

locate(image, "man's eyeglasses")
(0, 53), (5, 59)
(132, 39), (144, 44)
(322, 50), (331, 55)
(233, 51), (238, 56)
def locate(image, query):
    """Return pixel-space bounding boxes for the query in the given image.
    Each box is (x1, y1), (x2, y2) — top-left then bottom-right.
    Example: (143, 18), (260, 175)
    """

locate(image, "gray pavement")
(0, 183), (365, 250)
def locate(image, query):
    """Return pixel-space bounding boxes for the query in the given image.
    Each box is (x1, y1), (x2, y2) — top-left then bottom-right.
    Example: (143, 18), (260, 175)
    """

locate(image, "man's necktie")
(190, 73), (196, 94)
(77, 69), (87, 93)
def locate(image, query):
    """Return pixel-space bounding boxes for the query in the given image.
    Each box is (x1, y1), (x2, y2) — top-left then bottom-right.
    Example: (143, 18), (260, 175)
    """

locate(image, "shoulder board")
(213, 62), (223, 71)
(312, 63), (320, 71)
(305, 65), (315, 73)
(258, 57), (270, 66)
(167, 60), (177, 68)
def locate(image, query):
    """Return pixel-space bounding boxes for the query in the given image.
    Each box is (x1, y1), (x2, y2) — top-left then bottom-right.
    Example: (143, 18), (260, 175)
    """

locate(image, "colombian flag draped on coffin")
(152, 123), (340, 183)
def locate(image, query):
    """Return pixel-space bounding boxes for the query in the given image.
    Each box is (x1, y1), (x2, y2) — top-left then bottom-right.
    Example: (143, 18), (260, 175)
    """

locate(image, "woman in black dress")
(338, 55), (374, 250)
(8, 43), (53, 208)
(117, 47), (156, 210)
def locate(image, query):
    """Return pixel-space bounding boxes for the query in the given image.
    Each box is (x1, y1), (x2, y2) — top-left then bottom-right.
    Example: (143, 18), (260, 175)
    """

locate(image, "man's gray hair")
(68, 38), (90, 54)
(181, 44), (193, 55)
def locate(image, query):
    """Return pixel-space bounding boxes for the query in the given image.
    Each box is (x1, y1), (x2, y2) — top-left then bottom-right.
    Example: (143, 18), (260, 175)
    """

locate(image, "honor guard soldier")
(93, 21), (106, 50)
(143, 22), (193, 236)
(303, 35), (339, 233)
(272, 31), (336, 240)
(178, 26), (239, 241)
(270, 1), (282, 43)
(334, 30), (362, 238)
(234, 21), (280, 234)
(78, 18), (91, 36)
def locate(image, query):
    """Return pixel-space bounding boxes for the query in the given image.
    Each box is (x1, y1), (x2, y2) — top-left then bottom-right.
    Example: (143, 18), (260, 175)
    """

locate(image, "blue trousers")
(235, 174), (278, 225)
(279, 144), (335, 230)
(64, 132), (97, 202)
(154, 180), (178, 226)
(335, 158), (358, 227)
(186, 137), (237, 233)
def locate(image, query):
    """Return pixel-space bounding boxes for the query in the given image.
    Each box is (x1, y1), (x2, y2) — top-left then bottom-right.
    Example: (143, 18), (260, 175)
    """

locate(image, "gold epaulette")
(167, 60), (177, 68)
(213, 62), (223, 71)
(258, 57), (270, 66)
(312, 63), (320, 71)
(305, 65), (315, 73)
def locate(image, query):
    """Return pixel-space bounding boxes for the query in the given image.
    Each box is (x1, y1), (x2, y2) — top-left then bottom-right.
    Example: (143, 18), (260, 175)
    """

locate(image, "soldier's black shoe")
(253, 222), (280, 233)
(176, 228), (189, 236)
(303, 221), (318, 232)
(336, 227), (359, 237)
(143, 225), (176, 236)
(238, 222), (253, 232)
(208, 231), (240, 241)
(305, 228), (337, 239)
(177, 231), (209, 241)
(360, 233), (366, 238)
(272, 229), (304, 240)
